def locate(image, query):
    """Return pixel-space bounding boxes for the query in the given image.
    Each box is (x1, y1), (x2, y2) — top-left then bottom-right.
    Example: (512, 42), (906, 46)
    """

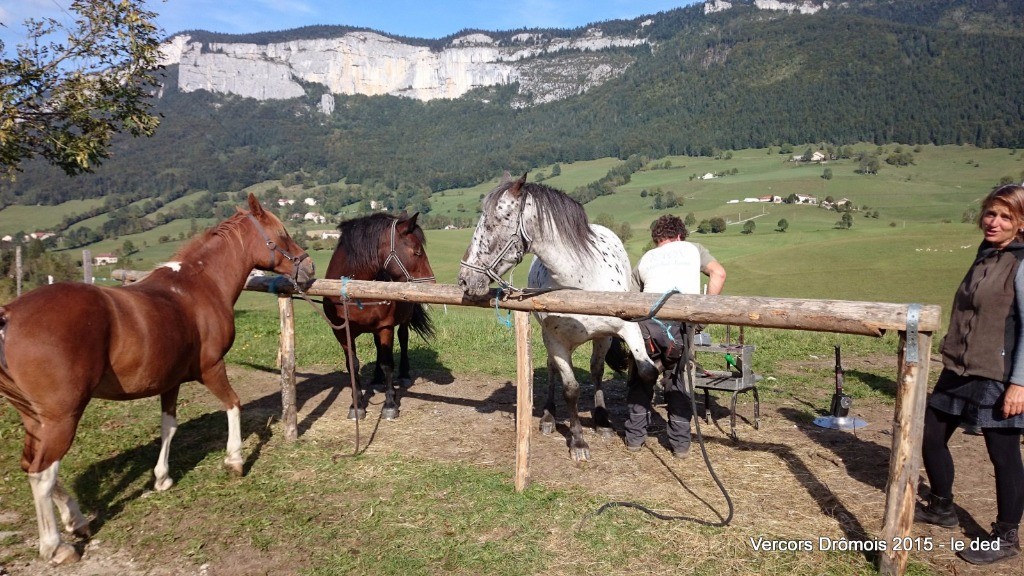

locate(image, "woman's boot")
(958, 522), (1020, 565)
(914, 494), (957, 528)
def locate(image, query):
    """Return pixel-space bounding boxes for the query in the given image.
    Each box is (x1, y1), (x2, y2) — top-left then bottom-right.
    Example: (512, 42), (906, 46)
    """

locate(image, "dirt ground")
(5, 356), (1024, 576)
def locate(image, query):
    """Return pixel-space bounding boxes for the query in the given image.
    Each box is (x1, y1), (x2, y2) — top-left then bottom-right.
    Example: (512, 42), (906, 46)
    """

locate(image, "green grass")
(0, 198), (106, 234)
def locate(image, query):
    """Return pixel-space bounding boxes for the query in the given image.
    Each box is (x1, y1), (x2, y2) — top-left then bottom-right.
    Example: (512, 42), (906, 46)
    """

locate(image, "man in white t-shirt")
(624, 214), (726, 458)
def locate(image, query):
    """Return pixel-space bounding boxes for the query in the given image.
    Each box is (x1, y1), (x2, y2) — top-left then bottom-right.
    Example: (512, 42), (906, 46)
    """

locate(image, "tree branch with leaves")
(0, 0), (163, 179)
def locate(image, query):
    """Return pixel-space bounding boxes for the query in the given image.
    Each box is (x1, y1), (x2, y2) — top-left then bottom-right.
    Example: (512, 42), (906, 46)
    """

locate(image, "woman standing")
(916, 184), (1024, 565)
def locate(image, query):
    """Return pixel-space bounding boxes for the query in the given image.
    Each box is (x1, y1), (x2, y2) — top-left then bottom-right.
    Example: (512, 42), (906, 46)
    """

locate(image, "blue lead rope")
(637, 288), (682, 343)
(339, 277), (364, 310)
(494, 287), (513, 328)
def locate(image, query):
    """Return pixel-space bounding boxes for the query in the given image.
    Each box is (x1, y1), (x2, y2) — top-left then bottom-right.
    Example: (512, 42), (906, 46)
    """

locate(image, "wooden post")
(514, 310), (533, 491)
(15, 246), (22, 297)
(879, 331), (932, 576)
(278, 294), (298, 441)
(82, 249), (92, 284)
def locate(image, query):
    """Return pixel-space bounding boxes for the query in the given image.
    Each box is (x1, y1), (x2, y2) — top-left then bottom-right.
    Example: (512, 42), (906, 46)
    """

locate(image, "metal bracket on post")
(904, 304), (922, 363)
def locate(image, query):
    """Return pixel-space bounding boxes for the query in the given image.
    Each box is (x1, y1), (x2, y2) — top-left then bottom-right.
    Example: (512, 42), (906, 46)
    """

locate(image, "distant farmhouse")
(728, 194), (813, 205)
(790, 151), (827, 163)
(307, 229), (340, 240)
(93, 253), (118, 265)
(2, 232), (58, 243)
(820, 197), (851, 210)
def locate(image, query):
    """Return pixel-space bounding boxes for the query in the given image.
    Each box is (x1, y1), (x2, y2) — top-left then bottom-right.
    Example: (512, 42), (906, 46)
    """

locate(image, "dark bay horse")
(0, 193), (314, 564)
(323, 212), (435, 420)
(458, 173), (658, 462)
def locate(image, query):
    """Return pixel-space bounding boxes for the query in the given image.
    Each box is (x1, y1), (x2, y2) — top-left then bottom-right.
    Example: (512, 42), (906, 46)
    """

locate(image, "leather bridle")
(459, 192), (532, 292)
(383, 217), (435, 283)
(246, 213), (310, 283)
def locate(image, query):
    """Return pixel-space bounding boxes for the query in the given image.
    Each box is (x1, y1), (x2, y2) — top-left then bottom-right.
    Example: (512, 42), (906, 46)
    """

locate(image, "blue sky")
(2, 1), (701, 51)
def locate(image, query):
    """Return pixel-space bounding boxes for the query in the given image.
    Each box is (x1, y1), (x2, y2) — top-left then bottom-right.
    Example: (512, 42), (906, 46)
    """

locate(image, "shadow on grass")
(71, 392), (278, 537)
(728, 430), (880, 565)
(845, 368), (898, 398)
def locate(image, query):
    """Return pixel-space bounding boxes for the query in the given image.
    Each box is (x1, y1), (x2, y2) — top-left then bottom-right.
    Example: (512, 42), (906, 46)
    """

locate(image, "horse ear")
(501, 170), (512, 183)
(509, 172), (528, 198)
(247, 193), (266, 218)
(404, 212), (420, 231)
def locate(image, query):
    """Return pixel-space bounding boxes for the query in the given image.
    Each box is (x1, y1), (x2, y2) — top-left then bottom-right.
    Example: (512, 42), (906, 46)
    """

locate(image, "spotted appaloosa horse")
(458, 173), (658, 461)
(0, 193), (315, 564)
(322, 212), (435, 420)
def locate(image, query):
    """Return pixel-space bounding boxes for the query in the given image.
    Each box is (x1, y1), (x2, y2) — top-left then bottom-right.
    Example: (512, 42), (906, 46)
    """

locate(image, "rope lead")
(494, 288), (513, 328)
(578, 324), (734, 529)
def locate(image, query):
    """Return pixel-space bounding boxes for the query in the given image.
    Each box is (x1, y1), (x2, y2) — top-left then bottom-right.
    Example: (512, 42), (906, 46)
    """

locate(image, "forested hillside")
(2, 0), (1022, 212)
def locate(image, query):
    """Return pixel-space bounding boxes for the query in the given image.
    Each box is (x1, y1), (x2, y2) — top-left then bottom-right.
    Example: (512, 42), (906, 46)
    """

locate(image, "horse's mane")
(336, 213), (426, 275)
(485, 180), (597, 257)
(170, 209), (252, 263)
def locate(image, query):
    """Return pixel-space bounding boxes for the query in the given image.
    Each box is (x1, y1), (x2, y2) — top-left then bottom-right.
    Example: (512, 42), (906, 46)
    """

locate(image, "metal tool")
(813, 345), (867, 430)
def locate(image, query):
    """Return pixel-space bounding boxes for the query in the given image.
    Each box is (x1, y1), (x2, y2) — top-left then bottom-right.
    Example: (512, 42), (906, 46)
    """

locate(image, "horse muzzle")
(457, 270), (490, 298)
(295, 256), (316, 287)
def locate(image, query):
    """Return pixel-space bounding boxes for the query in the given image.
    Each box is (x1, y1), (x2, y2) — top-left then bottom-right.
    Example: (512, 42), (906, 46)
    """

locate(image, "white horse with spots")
(458, 173), (658, 461)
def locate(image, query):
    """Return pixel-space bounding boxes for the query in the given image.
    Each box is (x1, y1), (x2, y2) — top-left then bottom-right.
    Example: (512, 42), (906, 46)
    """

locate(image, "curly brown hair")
(650, 214), (688, 243)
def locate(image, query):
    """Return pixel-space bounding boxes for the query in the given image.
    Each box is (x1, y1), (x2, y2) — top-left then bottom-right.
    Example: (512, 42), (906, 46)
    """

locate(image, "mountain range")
(3, 0), (1023, 210)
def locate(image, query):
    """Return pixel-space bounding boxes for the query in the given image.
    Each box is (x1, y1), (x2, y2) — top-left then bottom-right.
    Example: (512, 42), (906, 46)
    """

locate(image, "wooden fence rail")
(114, 270), (939, 576)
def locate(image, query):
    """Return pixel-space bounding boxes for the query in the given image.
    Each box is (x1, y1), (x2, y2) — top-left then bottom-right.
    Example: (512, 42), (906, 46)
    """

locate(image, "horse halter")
(459, 191), (532, 292)
(382, 217), (435, 283)
(246, 213), (310, 283)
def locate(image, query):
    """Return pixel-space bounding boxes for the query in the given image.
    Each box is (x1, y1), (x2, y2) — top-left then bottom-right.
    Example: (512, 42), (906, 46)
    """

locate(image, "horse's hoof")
(223, 459), (244, 477)
(595, 426), (615, 439)
(347, 407), (366, 420)
(69, 520), (92, 539)
(153, 475), (174, 492)
(50, 543), (80, 565)
(570, 448), (591, 463)
(381, 407), (399, 420)
(539, 418), (555, 435)
(397, 377), (413, 388)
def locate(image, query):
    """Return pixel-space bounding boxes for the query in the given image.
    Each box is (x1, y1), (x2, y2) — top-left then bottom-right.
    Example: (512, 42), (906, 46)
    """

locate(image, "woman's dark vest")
(941, 241), (1024, 381)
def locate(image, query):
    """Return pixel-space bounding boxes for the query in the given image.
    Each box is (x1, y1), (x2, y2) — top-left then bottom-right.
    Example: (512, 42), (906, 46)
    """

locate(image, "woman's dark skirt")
(928, 369), (1024, 429)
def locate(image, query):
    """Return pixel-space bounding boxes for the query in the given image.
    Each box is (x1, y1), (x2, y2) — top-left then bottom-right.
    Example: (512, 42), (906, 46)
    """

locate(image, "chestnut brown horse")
(0, 193), (314, 564)
(323, 212), (435, 420)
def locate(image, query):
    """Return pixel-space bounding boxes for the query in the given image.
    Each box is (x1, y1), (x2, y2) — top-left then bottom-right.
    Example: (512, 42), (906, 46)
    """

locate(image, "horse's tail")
(410, 303), (435, 341)
(0, 306), (29, 414)
(605, 336), (632, 374)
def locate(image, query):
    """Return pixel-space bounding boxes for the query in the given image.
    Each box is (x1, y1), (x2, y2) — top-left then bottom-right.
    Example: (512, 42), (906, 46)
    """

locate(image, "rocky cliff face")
(159, 26), (650, 105)
(156, 1), (842, 106)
